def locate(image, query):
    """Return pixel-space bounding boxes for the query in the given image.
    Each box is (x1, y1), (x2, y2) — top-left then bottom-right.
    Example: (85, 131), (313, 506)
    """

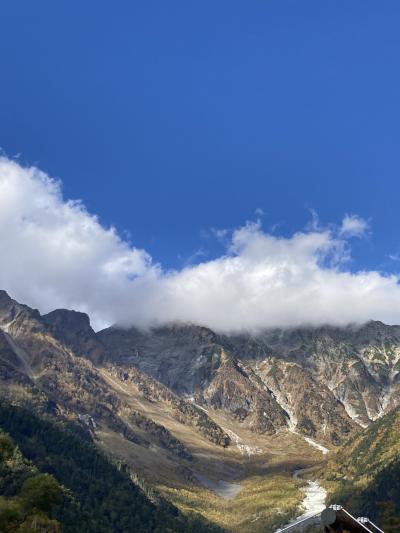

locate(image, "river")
(275, 470), (327, 532)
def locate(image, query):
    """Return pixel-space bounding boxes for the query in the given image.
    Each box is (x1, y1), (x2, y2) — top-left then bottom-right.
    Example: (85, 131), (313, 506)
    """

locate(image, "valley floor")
(97, 368), (328, 532)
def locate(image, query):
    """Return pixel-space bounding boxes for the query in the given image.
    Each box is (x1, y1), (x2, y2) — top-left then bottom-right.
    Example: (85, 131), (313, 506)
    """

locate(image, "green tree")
(20, 474), (63, 514)
(378, 501), (400, 533)
(0, 497), (22, 532)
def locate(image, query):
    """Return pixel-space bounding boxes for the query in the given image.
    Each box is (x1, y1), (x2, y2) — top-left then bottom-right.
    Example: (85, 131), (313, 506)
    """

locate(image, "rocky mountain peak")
(42, 308), (106, 363)
(353, 319), (400, 345)
(0, 289), (11, 303)
(42, 308), (92, 332)
(0, 291), (42, 336)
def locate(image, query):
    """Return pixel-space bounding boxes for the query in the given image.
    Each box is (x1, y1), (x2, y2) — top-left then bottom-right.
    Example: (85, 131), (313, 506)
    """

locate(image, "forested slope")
(326, 406), (400, 531)
(0, 399), (222, 533)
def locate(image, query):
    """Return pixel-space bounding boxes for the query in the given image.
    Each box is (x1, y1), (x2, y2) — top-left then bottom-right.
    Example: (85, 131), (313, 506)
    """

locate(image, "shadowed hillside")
(326, 406), (400, 531)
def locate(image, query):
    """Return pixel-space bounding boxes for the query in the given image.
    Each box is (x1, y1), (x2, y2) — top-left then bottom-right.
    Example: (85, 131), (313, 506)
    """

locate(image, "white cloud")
(339, 214), (369, 237)
(0, 157), (399, 332)
(0, 157), (159, 329)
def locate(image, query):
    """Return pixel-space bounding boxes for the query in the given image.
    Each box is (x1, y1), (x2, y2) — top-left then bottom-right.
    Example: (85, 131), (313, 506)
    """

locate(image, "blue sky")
(1, 1), (400, 270)
(1, 2), (400, 329)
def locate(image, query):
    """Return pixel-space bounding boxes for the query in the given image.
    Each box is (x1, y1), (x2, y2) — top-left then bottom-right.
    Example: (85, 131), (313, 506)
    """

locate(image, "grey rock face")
(98, 324), (290, 434)
(0, 290), (43, 337)
(225, 323), (400, 432)
(42, 308), (106, 364)
(99, 320), (400, 443)
(97, 324), (223, 394)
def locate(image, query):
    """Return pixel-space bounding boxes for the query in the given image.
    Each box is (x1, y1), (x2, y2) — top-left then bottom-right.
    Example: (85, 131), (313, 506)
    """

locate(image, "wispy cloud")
(0, 157), (399, 331)
(339, 213), (369, 238)
(179, 247), (208, 267)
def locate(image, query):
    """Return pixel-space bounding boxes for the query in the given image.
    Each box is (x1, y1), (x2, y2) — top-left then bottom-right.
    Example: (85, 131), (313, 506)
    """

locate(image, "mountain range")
(0, 289), (399, 531)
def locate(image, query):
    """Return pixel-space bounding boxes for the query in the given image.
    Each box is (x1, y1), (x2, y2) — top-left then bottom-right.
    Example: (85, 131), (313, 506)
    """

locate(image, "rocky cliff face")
(97, 324), (222, 393)
(98, 320), (400, 445)
(201, 349), (288, 434)
(42, 308), (107, 364)
(228, 323), (400, 433)
(106, 363), (231, 447)
(98, 325), (290, 437)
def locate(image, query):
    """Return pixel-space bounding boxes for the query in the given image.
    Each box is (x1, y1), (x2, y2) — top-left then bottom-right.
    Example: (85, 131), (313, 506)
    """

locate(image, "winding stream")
(293, 469), (327, 518)
(276, 434), (329, 532)
(276, 470), (327, 532)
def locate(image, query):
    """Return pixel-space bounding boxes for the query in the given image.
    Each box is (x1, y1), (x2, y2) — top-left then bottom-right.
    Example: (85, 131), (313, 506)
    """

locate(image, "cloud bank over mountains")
(1, 156), (400, 332)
